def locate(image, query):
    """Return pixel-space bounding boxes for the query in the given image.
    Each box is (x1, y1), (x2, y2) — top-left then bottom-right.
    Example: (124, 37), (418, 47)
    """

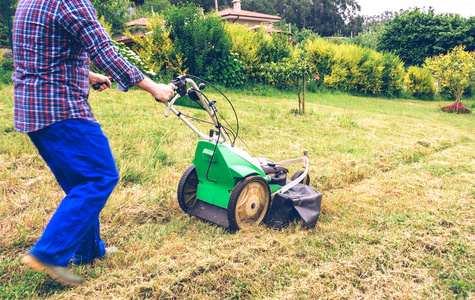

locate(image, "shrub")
(128, 17), (186, 81)
(354, 47), (384, 94)
(207, 53), (245, 87)
(304, 38), (334, 83)
(292, 28), (320, 44)
(113, 40), (161, 79)
(404, 66), (436, 99)
(164, 4), (232, 78)
(226, 24), (264, 81)
(440, 102), (471, 114)
(226, 24), (293, 81)
(0, 49), (13, 85)
(304, 38), (405, 97)
(138, 0), (171, 16)
(380, 52), (405, 98)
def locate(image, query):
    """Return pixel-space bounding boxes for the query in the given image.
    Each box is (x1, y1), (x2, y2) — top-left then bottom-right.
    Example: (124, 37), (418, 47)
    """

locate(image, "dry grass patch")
(1, 86), (474, 299)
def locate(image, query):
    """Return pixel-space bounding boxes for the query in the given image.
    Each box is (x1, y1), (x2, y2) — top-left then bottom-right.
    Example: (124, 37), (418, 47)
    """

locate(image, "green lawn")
(1, 84), (474, 299)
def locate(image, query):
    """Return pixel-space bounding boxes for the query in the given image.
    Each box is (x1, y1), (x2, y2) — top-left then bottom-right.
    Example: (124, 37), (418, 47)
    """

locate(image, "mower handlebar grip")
(92, 78), (114, 90)
(92, 82), (106, 90)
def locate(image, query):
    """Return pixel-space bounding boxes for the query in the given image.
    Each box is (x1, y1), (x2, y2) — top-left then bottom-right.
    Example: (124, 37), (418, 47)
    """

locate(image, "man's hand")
(153, 84), (175, 103)
(134, 77), (174, 103)
(88, 71), (111, 92)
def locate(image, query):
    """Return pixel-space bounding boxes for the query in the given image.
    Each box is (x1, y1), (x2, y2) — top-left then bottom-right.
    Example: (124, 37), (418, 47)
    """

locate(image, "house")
(113, 18), (150, 45)
(114, 1), (285, 44)
(217, 0), (281, 31)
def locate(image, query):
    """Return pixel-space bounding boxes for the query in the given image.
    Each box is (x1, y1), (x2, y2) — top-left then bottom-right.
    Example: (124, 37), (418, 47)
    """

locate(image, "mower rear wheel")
(291, 170), (310, 186)
(227, 176), (270, 231)
(177, 165), (199, 212)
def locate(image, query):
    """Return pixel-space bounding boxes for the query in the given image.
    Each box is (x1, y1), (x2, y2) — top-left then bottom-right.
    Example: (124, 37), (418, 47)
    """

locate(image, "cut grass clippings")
(0, 84), (474, 299)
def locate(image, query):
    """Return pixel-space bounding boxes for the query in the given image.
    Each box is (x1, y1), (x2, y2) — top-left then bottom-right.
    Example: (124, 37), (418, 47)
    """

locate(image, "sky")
(356, 0), (475, 18)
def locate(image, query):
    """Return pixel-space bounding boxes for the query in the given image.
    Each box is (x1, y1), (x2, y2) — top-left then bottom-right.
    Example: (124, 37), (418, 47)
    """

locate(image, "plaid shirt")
(12, 0), (145, 133)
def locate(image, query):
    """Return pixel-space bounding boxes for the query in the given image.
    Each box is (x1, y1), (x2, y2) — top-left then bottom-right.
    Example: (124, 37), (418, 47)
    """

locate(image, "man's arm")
(88, 71), (173, 102)
(57, 0), (173, 102)
(134, 77), (174, 103)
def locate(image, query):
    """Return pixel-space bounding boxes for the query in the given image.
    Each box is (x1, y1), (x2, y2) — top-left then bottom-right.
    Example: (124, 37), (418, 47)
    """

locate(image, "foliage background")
(378, 8), (475, 66)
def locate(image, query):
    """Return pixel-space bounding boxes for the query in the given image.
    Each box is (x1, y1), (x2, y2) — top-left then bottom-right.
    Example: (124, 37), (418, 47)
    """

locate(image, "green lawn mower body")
(166, 76), (310, 231)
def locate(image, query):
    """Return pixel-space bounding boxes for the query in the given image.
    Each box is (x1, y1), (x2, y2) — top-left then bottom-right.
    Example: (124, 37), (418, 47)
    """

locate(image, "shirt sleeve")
(56, 0), (144, 90)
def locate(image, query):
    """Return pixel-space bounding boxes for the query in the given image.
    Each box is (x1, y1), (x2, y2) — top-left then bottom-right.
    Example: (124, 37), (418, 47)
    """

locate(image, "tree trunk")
(455, 90), (462, 106)
(302, 74), (305, 114)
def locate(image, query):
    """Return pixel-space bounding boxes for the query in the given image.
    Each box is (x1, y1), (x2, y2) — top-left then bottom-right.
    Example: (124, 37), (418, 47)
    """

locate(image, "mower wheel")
(227, 176), (270, 231)
(177, 165), (199, 212)
(291, 170), (310, 186)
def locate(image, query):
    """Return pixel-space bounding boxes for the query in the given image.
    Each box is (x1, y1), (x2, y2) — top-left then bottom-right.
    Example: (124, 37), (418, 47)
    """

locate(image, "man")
(12, 0), (174, 286)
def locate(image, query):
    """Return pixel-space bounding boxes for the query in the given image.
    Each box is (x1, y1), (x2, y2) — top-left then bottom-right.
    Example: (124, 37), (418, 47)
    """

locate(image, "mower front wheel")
(177, 165), (199, 212)
(227, 176), (271, 231)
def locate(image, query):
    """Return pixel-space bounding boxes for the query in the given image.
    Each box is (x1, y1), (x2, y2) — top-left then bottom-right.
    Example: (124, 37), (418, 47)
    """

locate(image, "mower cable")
(182, 75), (262, 165)
(196, 89), (238, 146)
(205, 127), (221, 183)
(177, 111), (237, 143)
(200, 89), (261, 164)
(186, 74), (240, 146)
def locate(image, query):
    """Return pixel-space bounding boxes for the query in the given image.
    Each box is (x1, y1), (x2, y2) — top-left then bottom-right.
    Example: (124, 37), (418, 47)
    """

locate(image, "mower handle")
(160, 76), (229, 144)
(272, 149), (310, 195)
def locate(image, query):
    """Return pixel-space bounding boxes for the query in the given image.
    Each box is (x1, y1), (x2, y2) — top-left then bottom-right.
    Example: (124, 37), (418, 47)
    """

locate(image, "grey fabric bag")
(264, 184), (322, 229)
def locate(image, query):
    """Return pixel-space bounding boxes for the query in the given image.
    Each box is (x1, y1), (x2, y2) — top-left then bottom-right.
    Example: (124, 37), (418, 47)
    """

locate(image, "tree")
(241, 0), (277, 16)
(378, 8), (475, 66)
(266, 0), (362, 37)
(169, 0), (232, 12)
(425, 46), (475, 103)
(0, 0), (16, 46)
(263, 50), (313, 114)
(138, 0), (171, 16)
(351, 12), (393, 50)
(91, 0), (134, 34)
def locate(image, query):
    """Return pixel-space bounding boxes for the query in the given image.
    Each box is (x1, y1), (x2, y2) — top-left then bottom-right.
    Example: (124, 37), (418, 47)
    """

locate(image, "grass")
(0, 83), (474, 299)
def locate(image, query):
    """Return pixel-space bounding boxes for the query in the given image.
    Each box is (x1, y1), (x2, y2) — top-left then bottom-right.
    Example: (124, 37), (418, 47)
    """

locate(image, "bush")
(404, 66), (436, 99)
(128, 17), (186, 81)
(226, 23), (293, 81)
(164, 4), (232, 78)
(440, 103), (471, 114)
(0, 50), (13, 85)
(137, 0), (171, 16)
(113, 40), (159, 79)
(378, 9), (475, 66)
(304, 38), (334, 83)
(292, 28), (320, 44)
(380, 52), (405, 98)
(207, 53), (245, 87)
(304, 38), (405, 96)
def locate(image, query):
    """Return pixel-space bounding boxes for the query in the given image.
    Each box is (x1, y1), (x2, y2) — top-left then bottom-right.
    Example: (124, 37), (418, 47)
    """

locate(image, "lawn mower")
(163, 75), (320, 231)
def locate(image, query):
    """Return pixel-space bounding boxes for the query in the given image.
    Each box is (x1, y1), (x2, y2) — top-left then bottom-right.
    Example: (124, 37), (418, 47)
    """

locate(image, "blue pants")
(27, 119), (119, 267)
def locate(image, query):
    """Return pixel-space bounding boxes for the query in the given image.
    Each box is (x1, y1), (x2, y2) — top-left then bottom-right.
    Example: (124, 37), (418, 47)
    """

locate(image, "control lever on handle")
(156, 83), (179, 117)
(163, 95), (180, 117)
